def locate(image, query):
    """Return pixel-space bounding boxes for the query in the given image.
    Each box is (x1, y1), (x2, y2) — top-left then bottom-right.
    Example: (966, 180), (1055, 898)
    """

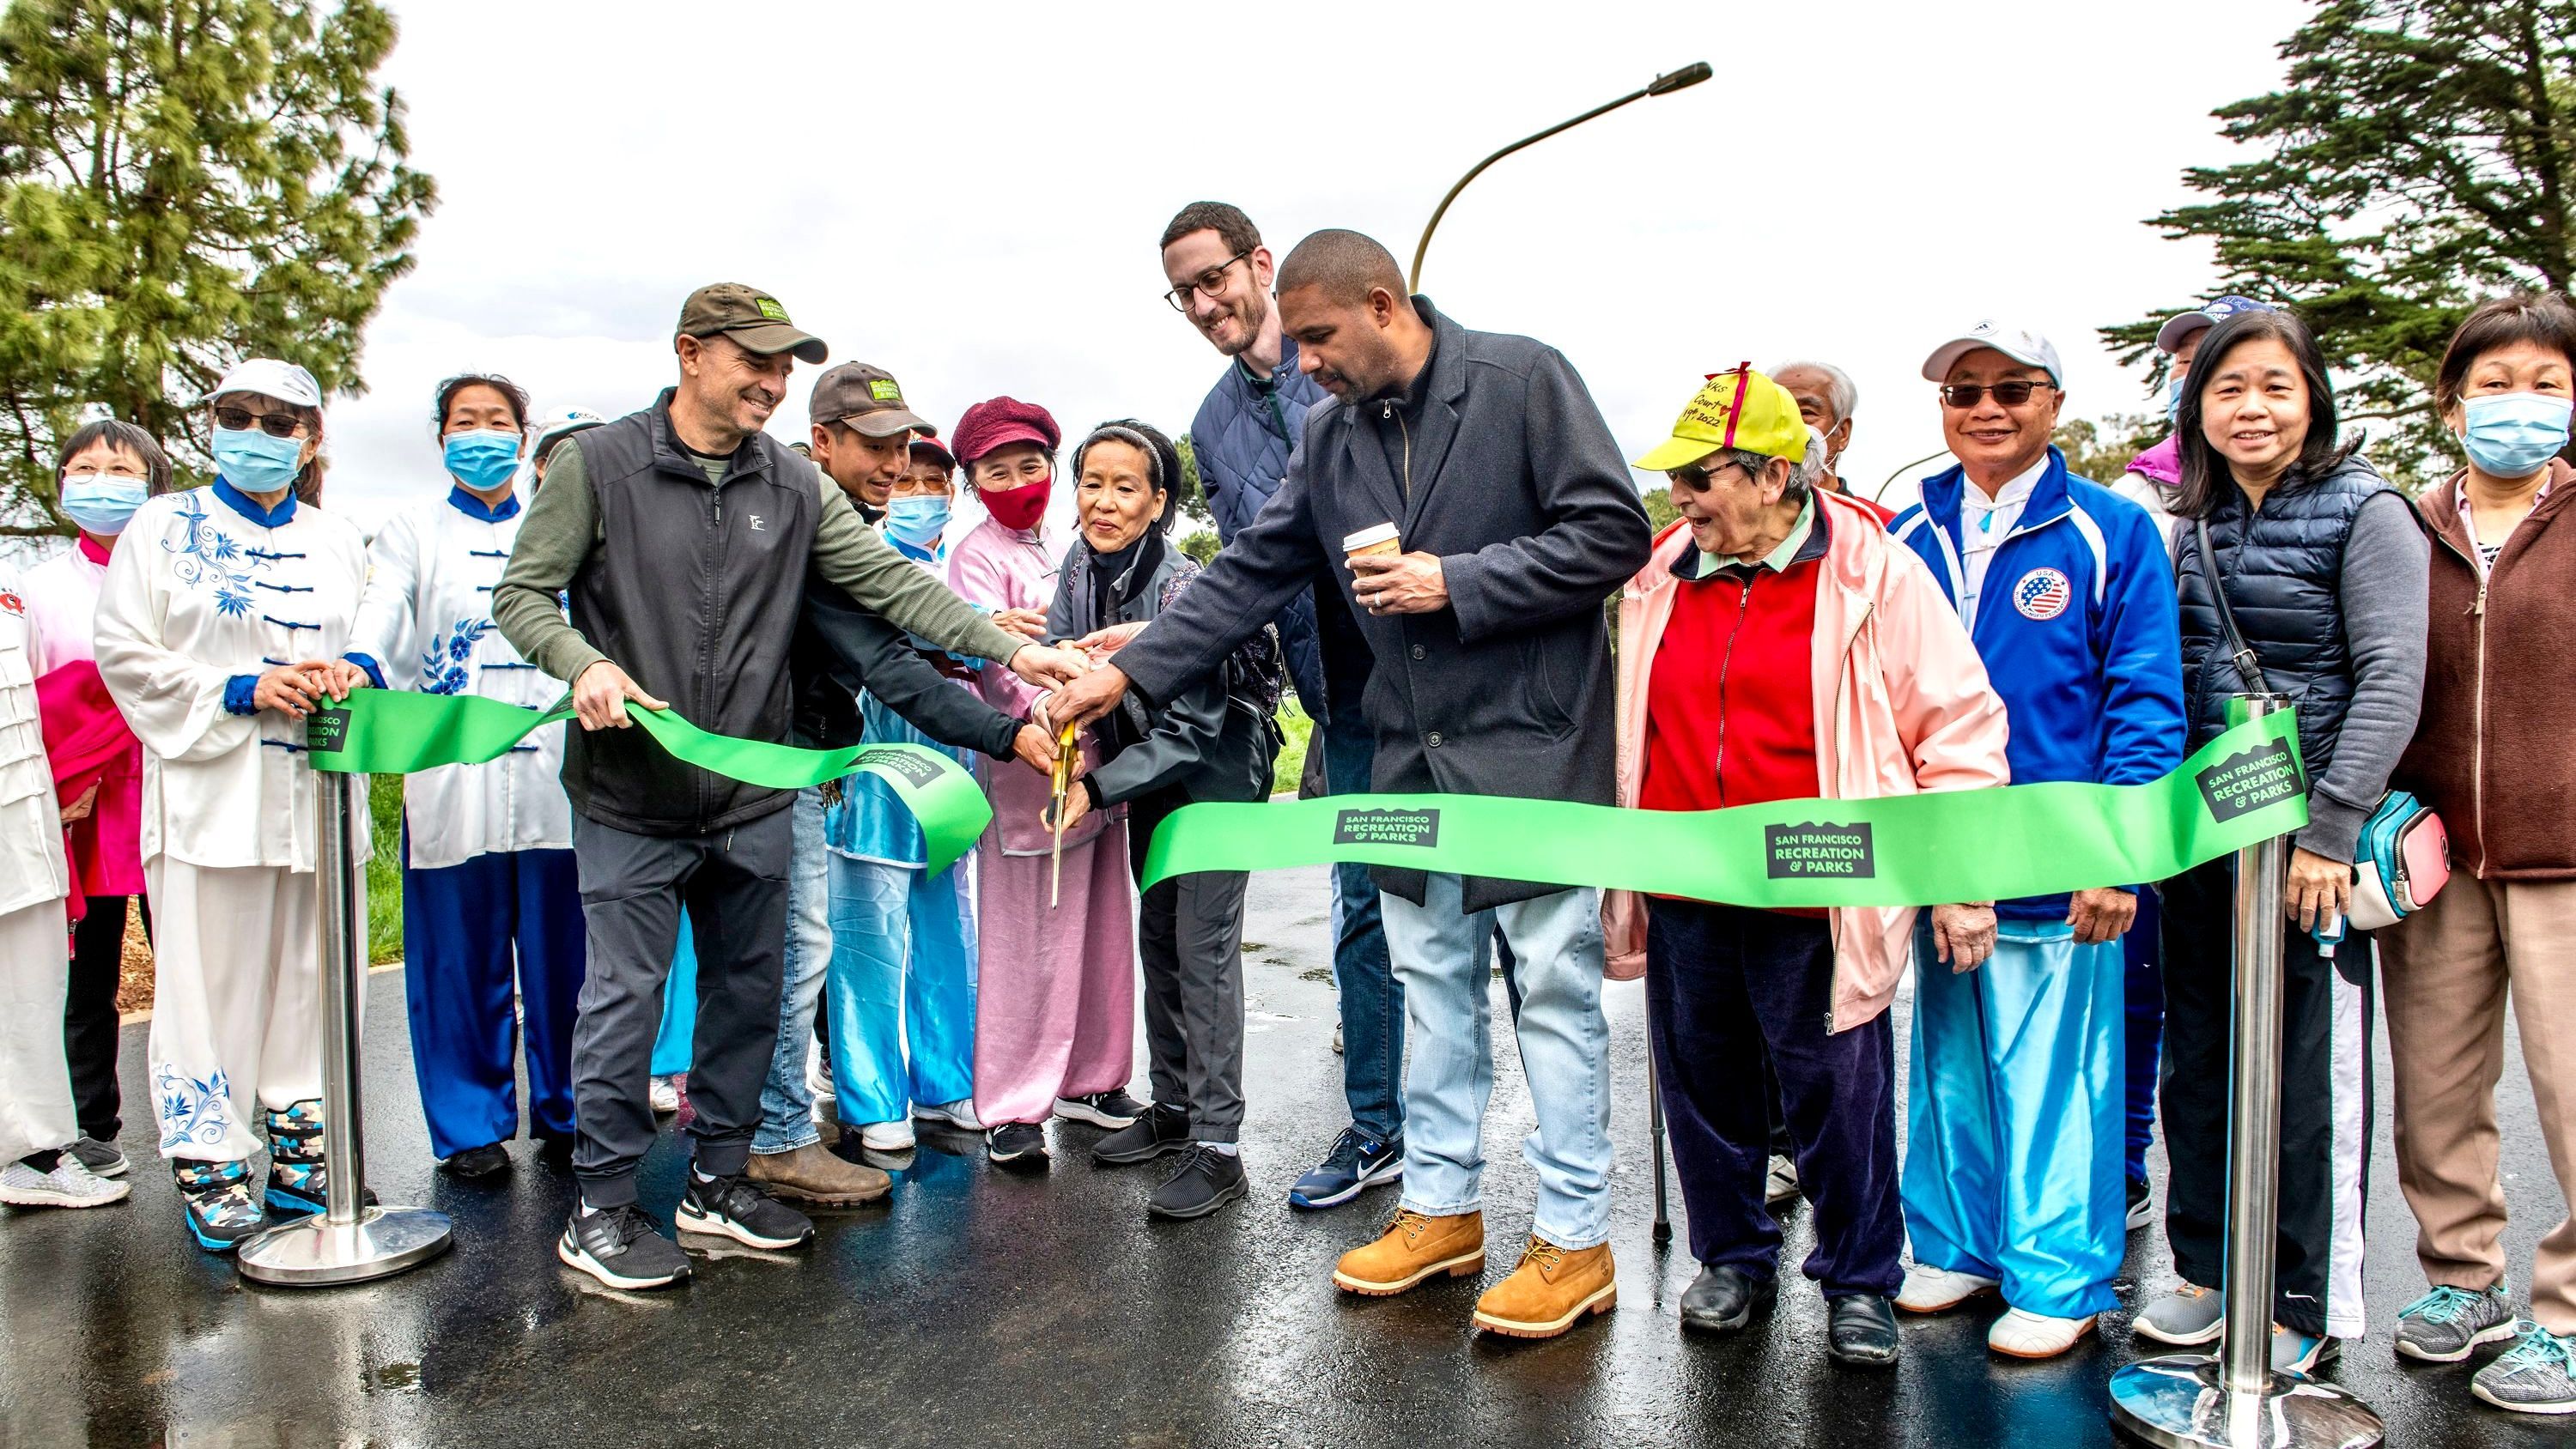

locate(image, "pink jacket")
(1602, 491), (2012, 1033)
(948, 516), (1114, 857)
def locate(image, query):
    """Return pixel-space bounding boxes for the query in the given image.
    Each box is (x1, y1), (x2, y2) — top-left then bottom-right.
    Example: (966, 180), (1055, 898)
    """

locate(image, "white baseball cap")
(1919, 321), (2063, 387)
(531, 406), (609, 459)
(208, 357), (324, 409)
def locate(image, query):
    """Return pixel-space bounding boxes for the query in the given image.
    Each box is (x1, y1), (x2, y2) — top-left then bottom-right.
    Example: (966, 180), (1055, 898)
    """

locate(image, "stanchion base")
(2110, 1355), (2383, 1449)
(236, 1205), (453, 1287)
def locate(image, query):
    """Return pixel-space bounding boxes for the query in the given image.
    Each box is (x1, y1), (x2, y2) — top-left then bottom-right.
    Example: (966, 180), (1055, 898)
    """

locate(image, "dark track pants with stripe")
(2159, 858), (2374, 1340)
(403, 846), (586, 1161)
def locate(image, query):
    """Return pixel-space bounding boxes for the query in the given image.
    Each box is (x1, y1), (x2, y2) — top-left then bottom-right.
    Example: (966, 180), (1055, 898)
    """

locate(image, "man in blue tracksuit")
(1886, 323), (2184, 1359)
(1157, 201), (1400, 1210)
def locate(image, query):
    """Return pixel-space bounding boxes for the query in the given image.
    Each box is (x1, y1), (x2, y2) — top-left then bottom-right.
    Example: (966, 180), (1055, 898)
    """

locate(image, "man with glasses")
(494, 283), (1090, 1292)
(1153, 202), (1403, 1212)
(1886, 323), (2184, 1358)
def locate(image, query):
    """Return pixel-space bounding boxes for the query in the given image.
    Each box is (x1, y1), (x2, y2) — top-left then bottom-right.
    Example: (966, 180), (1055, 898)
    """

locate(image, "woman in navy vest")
(2133, 308), (2427, 1372)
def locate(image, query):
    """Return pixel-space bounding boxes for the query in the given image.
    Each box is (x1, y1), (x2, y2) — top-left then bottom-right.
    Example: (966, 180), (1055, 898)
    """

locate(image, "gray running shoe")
(69, 1137), (129, 1178)
(2134, 1282), (2225, 1346)
(2471, 1322), (2576, 1416)
(2395, 1282), (2516, 1362)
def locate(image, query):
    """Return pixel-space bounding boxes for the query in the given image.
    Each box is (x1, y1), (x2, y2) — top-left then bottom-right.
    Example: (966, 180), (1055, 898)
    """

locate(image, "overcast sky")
(313, 0), (2310, 533)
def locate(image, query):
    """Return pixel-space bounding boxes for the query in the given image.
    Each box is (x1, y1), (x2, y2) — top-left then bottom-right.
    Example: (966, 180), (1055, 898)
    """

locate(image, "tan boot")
(1471, 1236), (1616, 1338)
(744, 1143), (890, 1206)
(1332, 1209), (1485, 1295)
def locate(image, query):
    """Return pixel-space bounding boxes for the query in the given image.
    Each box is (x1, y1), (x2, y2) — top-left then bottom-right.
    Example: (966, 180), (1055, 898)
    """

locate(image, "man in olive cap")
(495, 283), (1088, 1292)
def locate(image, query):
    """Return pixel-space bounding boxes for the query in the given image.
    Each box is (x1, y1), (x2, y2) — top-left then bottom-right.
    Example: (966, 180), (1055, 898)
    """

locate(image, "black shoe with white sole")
(558, 1204), (691, 1290)
(987, 1121), (1050, 1168)
(1146, 1145), (1247, 1219)
(1054, 1090), (1148, 1129)
(70, 1137), (129, 1178)
(675, 1173), (814, 1250)
(1094, 1103), (1192, 1167)
(2125, 1174), (2154, 1232)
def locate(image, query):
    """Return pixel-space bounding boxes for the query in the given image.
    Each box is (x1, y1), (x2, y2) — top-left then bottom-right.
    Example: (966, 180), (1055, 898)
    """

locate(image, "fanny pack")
(2193, 517), (2451, 931)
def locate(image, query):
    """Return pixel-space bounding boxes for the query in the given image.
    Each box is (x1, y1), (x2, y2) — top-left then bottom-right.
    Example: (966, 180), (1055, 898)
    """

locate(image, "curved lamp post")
(1409, 62), (1711, 292)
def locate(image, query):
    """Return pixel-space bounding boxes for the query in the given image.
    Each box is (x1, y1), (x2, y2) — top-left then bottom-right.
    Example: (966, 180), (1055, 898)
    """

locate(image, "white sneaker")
(805, 1039), (831, 1100)
(1764, 1154), (1801, 1203)
(914, 1098), (984, 1132)
(0, 1154), (131, 1209)
(858, 1119), (916, 1152)
(1988, 1307), (2096, 1358)
(648, 1076), (681, 1115)
(1897, 1263), (2001, 1313)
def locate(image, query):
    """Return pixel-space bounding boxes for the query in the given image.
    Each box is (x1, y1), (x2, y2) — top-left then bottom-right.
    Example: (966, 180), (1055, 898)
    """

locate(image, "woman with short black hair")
(2136, 308), (2428, 1373)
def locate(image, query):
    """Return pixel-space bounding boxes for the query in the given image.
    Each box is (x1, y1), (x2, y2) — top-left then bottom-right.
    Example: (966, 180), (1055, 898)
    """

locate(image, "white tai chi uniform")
(93, 482), (368, 1164)
(0, 567), (76, 1165)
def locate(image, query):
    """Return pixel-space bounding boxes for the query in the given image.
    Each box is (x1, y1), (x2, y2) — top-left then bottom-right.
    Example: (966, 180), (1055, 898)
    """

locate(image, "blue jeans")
(1321, 713), (1402, 1142)
(1376, 874), (1612, 1248)
(753, 788), (833, 1155)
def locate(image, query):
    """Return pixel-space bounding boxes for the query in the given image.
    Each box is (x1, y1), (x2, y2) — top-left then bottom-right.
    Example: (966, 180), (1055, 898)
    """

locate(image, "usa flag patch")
(2012, 567), (2072, 621)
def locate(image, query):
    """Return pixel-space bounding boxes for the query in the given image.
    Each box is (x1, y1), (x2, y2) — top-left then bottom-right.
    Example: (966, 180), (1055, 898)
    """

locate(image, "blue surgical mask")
(211, 426), (306, 494)
(2166, 370), (2189, 426)
(884, 494), (951, 549)
(443, 428), (523, 493)
(2460, 391), (2573, 478)
(59, 473), (150, 536)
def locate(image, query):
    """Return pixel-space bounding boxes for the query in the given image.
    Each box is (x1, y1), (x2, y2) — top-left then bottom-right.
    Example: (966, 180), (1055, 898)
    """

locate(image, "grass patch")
(1272, 698), (1312, 797)
(367, 773), (404, 964)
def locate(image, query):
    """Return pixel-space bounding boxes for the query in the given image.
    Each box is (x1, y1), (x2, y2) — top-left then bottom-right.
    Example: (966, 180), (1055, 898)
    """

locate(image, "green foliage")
(367, 771), (403, 964)
(1642, 485), (1678, 533)
(2053, 414), (2162, 484)
(1172, 433), (1214, 528)
(1178, 527), (1221, 566)
(1270, 697), (1311, 797)
(0, 0), (434, 532)
(2105, 0), (2576, 488)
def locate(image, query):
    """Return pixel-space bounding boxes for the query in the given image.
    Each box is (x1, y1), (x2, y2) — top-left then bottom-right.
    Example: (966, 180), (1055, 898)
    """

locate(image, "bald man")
(1047, 228), (1650, 1338)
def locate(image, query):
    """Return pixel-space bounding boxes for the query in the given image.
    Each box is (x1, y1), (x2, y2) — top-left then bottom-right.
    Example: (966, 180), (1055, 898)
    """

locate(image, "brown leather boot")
(1332, 1209), (1485, 1295)
(1471, 1236), (1616, 1337)
(745, 1143), (890, 1206)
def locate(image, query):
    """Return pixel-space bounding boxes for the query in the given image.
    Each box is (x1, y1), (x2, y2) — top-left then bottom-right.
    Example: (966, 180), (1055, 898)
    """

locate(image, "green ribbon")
(1141, 709), (2310, 906)
(303, 689), (993, 875)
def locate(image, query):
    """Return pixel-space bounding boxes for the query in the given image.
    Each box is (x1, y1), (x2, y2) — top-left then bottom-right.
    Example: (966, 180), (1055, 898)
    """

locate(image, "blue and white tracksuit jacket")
(1887, 446), (2185, 1317)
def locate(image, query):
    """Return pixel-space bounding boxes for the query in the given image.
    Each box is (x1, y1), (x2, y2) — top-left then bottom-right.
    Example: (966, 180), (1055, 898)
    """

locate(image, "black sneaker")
(987, 1121), (1050, 1168)
(557, 1204), (691, 1290)
(70, 1137), (129, 1178)
(1094, 1103), (1192, 1166)
(2125, 1174), (2154, 1231)
(1147, 1145), (1249, 1220)
(1054, 1090), (1148, 1129)
(675, 1172), (815, 1250)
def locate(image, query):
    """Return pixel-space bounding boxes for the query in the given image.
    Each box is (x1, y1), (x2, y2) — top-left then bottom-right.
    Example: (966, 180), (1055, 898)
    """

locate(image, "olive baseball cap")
(808, 362), (930, 437)
(675, 282), (828, 363)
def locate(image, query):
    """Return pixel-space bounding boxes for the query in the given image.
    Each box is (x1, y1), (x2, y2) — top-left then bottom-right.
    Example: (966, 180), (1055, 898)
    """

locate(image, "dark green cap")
(675, 282), (827, 363)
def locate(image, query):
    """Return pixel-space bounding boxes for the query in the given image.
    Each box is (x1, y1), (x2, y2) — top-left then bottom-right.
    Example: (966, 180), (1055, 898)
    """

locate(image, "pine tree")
(2105, 0), (2576, 486)
(0, 0), (434, 532)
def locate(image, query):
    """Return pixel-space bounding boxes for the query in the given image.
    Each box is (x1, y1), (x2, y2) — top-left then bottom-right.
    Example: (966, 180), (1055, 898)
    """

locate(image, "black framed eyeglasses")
(1163, 248), (1255, 312)
(211, 404), (305, 439)
(1937, 380), (2057, 409)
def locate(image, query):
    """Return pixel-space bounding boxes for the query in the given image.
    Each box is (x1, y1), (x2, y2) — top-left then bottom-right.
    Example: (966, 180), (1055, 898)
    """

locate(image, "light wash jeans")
(1377, 873), (1613, 1249)
(752, 788), (834, 1155)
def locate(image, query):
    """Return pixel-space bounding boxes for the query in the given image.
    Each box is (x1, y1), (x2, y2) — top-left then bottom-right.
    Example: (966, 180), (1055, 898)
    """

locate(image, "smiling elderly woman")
(1041, 419), (1284, 1221)
(1601, 367), (2008, 1371)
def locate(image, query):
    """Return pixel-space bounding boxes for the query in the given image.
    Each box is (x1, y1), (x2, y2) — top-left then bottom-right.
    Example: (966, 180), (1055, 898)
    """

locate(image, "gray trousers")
(569, 808), (792, 1206)
(1134, 848), (1250, 1143)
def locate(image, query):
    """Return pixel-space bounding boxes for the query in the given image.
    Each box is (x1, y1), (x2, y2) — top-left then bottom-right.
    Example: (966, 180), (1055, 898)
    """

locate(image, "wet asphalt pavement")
(2, 864), (2567, 1447)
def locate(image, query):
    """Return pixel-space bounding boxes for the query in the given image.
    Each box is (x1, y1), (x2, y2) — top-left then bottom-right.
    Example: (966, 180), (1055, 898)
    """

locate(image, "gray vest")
(562, 391), (818, 835)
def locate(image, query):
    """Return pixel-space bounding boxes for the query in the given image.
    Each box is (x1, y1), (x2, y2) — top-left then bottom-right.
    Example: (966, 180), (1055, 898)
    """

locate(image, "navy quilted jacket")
(1189, 338), (1332, 718)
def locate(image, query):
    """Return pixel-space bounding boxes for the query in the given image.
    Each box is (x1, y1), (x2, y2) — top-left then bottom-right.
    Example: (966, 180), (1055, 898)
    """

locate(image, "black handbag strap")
(2193, 516), (2272, 694)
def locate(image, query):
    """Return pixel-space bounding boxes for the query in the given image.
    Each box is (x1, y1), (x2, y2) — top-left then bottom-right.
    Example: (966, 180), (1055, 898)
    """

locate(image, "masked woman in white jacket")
(344, 373), (578, 1181)
(94, 359), (370, 1252)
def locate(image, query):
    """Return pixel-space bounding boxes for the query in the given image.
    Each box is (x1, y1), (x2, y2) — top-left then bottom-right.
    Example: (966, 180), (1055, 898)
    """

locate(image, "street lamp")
(1408, 62), (1712, 292)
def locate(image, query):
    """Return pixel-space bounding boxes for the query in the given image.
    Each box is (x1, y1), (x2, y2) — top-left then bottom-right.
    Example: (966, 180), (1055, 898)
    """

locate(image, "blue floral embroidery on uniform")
(420, 617), (493, 694)
(155, 1064), (235, 1150)
(161, 493), (259, 618)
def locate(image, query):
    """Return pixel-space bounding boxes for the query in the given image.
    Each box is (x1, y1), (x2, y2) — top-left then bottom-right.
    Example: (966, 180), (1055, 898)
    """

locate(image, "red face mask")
(981, 475), (1050, 531)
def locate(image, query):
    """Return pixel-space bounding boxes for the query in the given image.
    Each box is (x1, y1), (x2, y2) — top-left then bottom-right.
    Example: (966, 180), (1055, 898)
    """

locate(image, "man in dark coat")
(1048, 229), (1649, 1338)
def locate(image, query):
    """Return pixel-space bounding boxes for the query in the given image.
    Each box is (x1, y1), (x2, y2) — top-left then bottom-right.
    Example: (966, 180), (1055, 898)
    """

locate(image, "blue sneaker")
(264, 1100), (327, 1216)
(1288, 1127), (1402, 1210)
(172, 1159), (266, 1252)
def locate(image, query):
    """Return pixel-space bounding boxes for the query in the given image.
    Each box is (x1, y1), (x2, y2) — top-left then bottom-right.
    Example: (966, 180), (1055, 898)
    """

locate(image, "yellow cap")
(1631, 365), (1808, 472)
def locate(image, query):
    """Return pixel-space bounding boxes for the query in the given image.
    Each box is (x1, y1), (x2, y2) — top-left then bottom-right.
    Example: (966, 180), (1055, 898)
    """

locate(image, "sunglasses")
(211, 405), (306, 439)
(1667, 460), (1752, 492)
(1938, 380), (2057, 409)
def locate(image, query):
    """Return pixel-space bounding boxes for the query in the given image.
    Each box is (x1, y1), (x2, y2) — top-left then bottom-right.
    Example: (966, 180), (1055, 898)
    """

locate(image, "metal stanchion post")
(2108, 694), (2380, 1448)
(238, 770), (453, 1286)
(1647, 1051), (1671, 1243)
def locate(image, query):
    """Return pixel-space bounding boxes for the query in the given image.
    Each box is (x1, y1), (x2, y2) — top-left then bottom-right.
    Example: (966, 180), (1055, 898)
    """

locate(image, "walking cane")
(2106, 694), (2380, 1448)
(237, 769), (453, 1285)
(1647, 1047), (1671, 1244)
